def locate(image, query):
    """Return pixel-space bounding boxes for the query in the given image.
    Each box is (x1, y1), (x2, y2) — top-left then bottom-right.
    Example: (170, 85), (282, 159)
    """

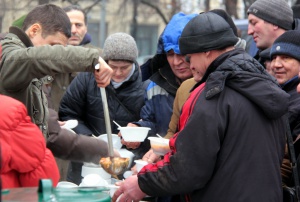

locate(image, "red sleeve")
(19, 148), (60, 187)
(0, 95), (60, 187)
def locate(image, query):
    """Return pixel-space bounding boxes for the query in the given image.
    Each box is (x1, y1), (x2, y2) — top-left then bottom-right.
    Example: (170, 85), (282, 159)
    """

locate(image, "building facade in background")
(1, 0), (245, 59)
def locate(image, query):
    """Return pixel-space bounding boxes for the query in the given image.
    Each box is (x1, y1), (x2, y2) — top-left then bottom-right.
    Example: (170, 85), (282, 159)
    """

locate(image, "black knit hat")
(259, 47), (271, 60)
(247, 0), (293, 30)
(209, 9), (238, 37)
(179, 12), (238, 55)
(270, 30), (300, 61)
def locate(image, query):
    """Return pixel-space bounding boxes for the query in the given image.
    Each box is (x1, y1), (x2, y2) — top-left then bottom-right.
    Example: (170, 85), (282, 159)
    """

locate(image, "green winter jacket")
(0, 26), (100, 136)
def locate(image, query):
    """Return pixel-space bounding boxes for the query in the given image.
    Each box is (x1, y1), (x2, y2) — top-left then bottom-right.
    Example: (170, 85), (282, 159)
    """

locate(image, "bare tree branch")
(140, 0), (168, 24)
(83, 0), (102, 13)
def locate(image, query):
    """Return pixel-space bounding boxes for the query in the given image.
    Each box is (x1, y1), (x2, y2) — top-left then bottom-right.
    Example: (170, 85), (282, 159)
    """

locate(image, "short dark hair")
(22, 4), (71, 38)
(63, 5), (87, 25)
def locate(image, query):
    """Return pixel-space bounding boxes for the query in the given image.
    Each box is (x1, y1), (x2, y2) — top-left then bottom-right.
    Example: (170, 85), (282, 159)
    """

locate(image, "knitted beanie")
(102, 32), (138, 62)
(179, 12), (238, 55)
(270, 30), (300, 61)
(247, 0), (293, 30)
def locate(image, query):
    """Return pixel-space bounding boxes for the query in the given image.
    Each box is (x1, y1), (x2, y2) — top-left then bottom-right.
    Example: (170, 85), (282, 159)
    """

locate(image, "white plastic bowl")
(134, 160), (149, 172)
(80, 173), (108, 187)
(97, 134), (122, 150)
(148, 137), (170, 156)
(61, 119), (78, 129)
(81, 164), (111, 179)
(118, 127), (150, 142)
(56, 181), (78, 188)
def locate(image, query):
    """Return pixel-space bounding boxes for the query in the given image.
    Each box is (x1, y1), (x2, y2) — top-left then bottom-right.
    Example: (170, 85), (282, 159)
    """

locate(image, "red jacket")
(0, 95), (59, 188)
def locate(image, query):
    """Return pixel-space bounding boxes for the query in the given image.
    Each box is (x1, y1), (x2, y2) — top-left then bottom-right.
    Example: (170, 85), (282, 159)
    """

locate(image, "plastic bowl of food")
(97, 134), (122, 150)
(118, 127), (150, 142)
(148, 137), (170, 156)
(134, 160), (149, 172)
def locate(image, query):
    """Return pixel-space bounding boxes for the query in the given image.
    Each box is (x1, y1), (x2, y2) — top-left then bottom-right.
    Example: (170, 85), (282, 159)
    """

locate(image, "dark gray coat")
(138, 49), (289, 202)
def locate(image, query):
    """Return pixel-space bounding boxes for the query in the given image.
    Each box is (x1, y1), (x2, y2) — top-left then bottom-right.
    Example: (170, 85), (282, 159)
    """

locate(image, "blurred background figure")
(63, 5), (96, 48)
(259, 48), (273, 76)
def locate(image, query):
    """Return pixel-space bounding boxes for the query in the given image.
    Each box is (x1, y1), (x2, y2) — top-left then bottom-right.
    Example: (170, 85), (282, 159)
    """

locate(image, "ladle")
(99, 87), (129, 176)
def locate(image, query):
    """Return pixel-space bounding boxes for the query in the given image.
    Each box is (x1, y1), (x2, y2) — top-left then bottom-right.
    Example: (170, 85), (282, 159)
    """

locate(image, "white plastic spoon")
(113, 120), (122, 128)
(156, 133), (164, 138)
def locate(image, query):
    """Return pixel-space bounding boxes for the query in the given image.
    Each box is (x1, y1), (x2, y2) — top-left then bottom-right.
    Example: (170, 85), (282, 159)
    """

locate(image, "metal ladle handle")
(100, 87), (114, 157)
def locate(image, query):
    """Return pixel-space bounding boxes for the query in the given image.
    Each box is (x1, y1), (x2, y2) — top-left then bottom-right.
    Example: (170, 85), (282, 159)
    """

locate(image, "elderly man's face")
(166, 50), (192, 82)
(271, 55), (300, 85)
(185, 52), (210, 83)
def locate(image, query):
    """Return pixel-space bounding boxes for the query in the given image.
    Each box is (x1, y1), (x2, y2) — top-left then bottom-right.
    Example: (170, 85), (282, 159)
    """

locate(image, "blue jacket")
(135, 66), (179, 136)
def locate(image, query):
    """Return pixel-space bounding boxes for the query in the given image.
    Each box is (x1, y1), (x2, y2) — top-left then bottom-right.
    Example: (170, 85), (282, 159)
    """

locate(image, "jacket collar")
(9, 26), (33, 48)
(281, 76), (300, 91)
(150, 65), (179, 96)
(191, 49), (242, 93)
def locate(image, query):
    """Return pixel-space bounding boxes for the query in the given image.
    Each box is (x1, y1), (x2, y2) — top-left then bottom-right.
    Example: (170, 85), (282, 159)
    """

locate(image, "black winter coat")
(282, 77), (300, 139)
(59, 63), (144, 136)
(59, 63), (147, 184)
(138, 49), (289, 201)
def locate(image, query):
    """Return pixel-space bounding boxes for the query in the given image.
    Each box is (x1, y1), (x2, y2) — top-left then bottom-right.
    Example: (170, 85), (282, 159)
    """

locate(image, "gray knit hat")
(103, 32), (138, 62)
(247, 0), (293, 30)
(179, 12), (238, 54)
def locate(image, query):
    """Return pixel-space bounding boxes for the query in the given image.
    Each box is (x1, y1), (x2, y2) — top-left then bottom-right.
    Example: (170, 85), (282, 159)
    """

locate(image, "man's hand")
(58, 121), (65, 126)
(112, 175), (146, 202)
(142, 149), (160, 163)
(94, 57), (113, 87)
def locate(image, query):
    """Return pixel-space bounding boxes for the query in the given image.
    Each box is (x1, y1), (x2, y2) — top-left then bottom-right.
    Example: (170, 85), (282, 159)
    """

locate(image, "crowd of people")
(1, 0), (300, 201)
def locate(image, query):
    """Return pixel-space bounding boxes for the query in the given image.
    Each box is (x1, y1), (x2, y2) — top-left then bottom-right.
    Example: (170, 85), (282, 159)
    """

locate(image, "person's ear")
(272, 24), (280, 31)
(26, 23), (42, 39)
(205, 51), (211, 57)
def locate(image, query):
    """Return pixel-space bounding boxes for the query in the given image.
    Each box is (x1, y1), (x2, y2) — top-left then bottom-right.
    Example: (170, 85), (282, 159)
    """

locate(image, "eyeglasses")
(185, 55), (191, 63)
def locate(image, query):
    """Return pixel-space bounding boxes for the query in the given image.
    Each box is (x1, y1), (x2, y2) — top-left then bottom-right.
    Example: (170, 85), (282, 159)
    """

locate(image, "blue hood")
(157, 12), (197, 54)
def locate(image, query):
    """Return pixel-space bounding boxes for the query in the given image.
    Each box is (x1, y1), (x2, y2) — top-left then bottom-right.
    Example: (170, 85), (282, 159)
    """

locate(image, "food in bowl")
(118, 127), (150, 142)
(148, 137), (170, 156)
(99, 157), (129, 175)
